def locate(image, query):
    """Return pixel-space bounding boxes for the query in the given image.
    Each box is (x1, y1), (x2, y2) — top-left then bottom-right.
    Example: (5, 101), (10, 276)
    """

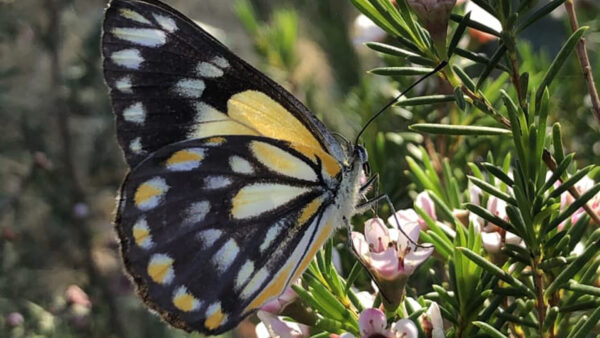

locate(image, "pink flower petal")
(395, 220), (421, 253)
(416, 191), (436, 221)
(370, 247), (401, 279)
(481, 232), (501, 254)
(404, 246), (433, 274)
(391, 319), (418, 338)
(257, 311), (306, 338)
(364, 218), (390, 253)
(352, 232), (370, 260)
(487, 196), (507, 221)
(358, 308), (389, 337)
(427, 303), (444, 338)
(388, 209), (420, 229)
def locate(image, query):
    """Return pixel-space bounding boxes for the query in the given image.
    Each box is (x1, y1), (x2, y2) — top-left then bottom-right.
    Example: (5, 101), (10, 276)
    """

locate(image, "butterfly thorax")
(333, 145), (368, 228)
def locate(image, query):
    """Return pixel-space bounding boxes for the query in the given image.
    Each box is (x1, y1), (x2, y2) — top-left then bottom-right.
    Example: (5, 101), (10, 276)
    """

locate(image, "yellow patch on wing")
(245, 264), (293, 311)
(173, 287), (200, 312)
(250, 141), (317, 182)
(204, 303), (227, 330)
(132, 219), (152, 248)
(203, 136), (226, 145)
(187, 90), (342, 178)
(290, 221), (335, 283)
(298, 197), (324, 226)
(231, 184), (311, 219)
(166, 149), (202, 165)
(134, 177), (169, 210)
(147, 254), (175, 284)
(293, 143), (341, 179)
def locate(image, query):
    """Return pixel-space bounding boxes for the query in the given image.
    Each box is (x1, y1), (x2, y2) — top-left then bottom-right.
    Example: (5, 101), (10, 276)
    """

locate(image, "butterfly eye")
(363, 161), (371, 177)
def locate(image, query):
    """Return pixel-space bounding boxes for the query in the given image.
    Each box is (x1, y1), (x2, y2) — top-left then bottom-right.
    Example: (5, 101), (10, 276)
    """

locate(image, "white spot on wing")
(206, 302), (221, 318)
(235, 260), (254, 290)
(135, 177), (169, 211)
(153, 13), (178, 32)
(196, 62), (224, 78)
(133, 218), (153, 249)
(211, 56), (230, 69)
(260, 222), (282, 253)
(130, 137), (143, 154)
(212, 238), (239, 273)
(115, 76), (133, 93)
(112, 28), (166, 47)
(185, 201), (210, 225)
(230, 156), (254, 174)
(111, 49), (143, 69)
(240, 267), (269, 300)
(122, 102), (146, 124)
(204, 176), (232, 190)
(174, 79), (205, 98)
(197, 228), (222, 248)
(194, 102), (228, 122)
(119, 8), (151, 24)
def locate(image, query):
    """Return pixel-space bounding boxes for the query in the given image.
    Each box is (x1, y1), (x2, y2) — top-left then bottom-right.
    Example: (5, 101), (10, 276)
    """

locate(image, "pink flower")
(393, 192), (436, 231)
(421, 303), (444, 338)
(353, 215), (433, 281)
(407, 0), (457, 55)
(359, 308), (391, 337)
(341, 308), (420, 338)
(352, 214), (433, 309)
(559, 176), (600, 227)
(255, 310), (309, 338)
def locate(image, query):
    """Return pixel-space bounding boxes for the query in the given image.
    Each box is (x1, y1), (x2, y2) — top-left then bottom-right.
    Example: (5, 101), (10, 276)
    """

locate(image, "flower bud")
(407, 0), (457, 56)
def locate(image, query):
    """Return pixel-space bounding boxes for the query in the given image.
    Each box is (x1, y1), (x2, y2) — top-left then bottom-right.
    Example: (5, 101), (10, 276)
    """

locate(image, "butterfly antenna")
(354, 61), (448, 145)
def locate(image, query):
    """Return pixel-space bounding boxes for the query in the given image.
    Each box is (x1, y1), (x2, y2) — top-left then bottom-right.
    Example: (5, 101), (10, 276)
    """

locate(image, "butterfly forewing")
(102, 0), (359, 334)
(102, 0), (345, 168)
(116, 136), (338, 333)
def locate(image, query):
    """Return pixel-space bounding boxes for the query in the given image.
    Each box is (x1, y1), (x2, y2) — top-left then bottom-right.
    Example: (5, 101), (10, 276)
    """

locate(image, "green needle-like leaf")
(410, 123), (510, 136)
(535, 26), (588, 111)
(369, 66), (434, 76)
(448, 11), (470, 57)
(457, 247), (534, 297)
(517, 0), (568, 33)
(396, 95), (456, 106)
(568, 305), (600, 338)
(473, 321), (509, 338)
(468, 175), (516, 204)
(545, 238), (600, 297)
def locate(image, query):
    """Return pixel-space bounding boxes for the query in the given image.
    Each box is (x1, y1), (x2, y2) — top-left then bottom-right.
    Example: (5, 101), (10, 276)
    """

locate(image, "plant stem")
(564, 0), (600, 125)
(532, 257), (548, 336)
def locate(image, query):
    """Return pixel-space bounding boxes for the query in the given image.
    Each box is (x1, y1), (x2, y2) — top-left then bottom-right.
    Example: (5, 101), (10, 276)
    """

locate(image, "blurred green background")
(1, 0), (599, 337)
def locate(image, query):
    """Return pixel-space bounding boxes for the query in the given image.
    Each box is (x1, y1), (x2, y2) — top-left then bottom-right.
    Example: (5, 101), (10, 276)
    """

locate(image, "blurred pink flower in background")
(560, 176), (600, 226)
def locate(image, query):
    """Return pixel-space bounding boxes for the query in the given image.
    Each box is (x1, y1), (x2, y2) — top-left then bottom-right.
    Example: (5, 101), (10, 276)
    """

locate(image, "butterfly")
(102, 0), (373, 334)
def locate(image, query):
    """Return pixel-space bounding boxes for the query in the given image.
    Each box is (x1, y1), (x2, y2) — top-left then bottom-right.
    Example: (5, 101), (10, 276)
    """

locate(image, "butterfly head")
(354, 144), (370, 177)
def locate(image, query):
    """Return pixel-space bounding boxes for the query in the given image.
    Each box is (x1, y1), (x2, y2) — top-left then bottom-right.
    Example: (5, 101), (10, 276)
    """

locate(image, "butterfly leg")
(355, 193), (433, 249)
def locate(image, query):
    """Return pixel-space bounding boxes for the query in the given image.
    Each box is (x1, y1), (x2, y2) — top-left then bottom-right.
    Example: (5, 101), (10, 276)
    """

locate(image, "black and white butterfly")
(102, 0), (373, 334)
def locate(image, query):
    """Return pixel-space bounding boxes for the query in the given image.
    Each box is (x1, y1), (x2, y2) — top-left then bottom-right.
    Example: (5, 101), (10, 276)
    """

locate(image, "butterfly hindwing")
(102, 0), (345, 168)
(116, 135), (339, 333)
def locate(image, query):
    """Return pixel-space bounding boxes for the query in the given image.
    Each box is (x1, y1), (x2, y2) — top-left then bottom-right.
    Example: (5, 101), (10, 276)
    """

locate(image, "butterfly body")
(103, 0), (366, 334)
